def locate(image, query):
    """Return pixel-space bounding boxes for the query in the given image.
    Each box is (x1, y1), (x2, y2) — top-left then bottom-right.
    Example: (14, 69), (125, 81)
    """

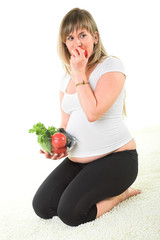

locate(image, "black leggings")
(32, 149), (138, 226)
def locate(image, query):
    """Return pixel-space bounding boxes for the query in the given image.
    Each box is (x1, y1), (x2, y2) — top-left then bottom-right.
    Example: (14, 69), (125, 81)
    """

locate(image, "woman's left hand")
(70, 46), (88, 77)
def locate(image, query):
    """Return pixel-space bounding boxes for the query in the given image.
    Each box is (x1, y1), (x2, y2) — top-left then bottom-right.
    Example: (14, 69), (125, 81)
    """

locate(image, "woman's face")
(65, 28), (98, 58)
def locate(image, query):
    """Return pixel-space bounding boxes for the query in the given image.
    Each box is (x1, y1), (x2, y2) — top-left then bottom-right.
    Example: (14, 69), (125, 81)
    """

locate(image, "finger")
(40, 149), (45, 154)
(72, 48), (79, 57)
(76, 46), (83, 54)
(58, 152), (68, 159)
(70, 56), (74, 62)
(64, 151), (68, 156)
(57, 153), (65, 159)
(51, 153), (59, 160)
(76, 46), (88, 59)
(76, 47), (85, 57)
(45, 152), (51, 159)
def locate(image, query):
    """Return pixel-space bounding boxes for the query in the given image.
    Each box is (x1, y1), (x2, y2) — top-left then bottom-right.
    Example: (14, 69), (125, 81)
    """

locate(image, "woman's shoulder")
(59, 73), (70, 93)
(100, 55), (125, 68)
(98, 55), (126, 76)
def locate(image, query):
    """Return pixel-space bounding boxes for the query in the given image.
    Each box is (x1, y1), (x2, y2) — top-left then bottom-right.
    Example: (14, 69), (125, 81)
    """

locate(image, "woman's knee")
(57, 198), (88, 227)
(32, 194), (56, 219)
(57, 204), (80, 226)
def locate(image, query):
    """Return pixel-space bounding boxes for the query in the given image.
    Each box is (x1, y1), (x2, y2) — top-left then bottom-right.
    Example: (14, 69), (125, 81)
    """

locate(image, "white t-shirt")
(60, 56), (133, 158)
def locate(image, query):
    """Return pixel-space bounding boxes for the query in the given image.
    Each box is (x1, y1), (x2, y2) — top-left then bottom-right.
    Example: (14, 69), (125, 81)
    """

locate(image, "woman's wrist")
(75, 81), (89, 87)
(73, 72), (87, 85)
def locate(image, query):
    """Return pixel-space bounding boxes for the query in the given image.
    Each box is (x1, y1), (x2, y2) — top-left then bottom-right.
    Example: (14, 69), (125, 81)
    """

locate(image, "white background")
(0, 0), (160, 157)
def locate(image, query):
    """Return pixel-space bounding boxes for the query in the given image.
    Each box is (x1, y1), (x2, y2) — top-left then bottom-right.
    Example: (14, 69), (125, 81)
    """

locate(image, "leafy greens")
(29, 122), (59, 154)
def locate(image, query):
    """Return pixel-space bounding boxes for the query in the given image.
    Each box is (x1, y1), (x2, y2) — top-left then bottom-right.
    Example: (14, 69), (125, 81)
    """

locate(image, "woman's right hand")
(40, 149), (68, 160)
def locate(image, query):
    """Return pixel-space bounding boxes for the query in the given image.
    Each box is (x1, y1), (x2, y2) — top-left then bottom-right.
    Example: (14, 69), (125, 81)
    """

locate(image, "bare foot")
(120, 187), (141, 202)
(96, 187), (141, 218)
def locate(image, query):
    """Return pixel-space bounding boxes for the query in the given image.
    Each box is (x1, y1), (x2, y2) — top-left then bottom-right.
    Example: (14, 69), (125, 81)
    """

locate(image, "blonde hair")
(57, 8), (109, 74)
(123, 90), (127, 119)
(57, 8), (127, 118)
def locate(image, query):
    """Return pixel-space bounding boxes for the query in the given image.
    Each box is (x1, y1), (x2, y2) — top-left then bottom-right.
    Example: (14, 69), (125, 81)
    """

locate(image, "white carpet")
(0, 125), (160, 240)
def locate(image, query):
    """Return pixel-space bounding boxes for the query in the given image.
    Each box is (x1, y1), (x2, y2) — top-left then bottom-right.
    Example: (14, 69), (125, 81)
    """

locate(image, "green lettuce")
(29, 122), (59, 154)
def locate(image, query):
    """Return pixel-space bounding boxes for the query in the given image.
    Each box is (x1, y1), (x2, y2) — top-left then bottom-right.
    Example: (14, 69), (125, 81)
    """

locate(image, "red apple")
(76, 46), (88, 58)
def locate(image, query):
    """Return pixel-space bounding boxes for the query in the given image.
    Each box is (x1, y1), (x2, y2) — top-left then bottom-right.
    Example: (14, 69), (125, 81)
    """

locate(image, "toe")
(137, 189), (142, 194)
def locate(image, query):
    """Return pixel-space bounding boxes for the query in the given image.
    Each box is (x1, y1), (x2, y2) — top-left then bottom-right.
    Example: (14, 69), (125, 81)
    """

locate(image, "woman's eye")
(80, 34), (86, 38)
(67, 36), (73, 40)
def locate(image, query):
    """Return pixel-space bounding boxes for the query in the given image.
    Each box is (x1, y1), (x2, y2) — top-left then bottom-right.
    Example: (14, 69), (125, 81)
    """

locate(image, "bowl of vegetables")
(29, 122), (76, 155)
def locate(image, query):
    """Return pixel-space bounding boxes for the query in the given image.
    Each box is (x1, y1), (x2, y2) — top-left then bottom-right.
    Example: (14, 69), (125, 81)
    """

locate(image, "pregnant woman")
(32, 8), (141, 227)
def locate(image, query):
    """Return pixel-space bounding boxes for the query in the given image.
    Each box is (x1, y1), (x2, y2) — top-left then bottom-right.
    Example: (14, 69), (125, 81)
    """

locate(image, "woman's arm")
(74, 72), (126, 122)
(70, 47), (125, 122)
(41, 91), (69, 160)
(59, 90), (70, 130)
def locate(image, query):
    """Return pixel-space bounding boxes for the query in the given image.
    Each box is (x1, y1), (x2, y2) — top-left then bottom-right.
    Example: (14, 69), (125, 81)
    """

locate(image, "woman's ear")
(94, 31), (99, 44)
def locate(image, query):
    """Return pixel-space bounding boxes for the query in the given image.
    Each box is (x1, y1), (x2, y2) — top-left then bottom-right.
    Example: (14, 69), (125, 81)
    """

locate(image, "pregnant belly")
(69, 139), (136, 163)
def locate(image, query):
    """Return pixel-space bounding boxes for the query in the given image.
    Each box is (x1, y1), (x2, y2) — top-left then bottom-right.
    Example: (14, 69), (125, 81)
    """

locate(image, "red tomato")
(53, 146), (67, 154)
(51, 133), (67, 148)
(76, 46), (88, 58)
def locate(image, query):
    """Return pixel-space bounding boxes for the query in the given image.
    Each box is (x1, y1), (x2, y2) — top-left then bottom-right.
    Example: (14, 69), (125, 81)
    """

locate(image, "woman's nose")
(73, 38), (82, 47)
